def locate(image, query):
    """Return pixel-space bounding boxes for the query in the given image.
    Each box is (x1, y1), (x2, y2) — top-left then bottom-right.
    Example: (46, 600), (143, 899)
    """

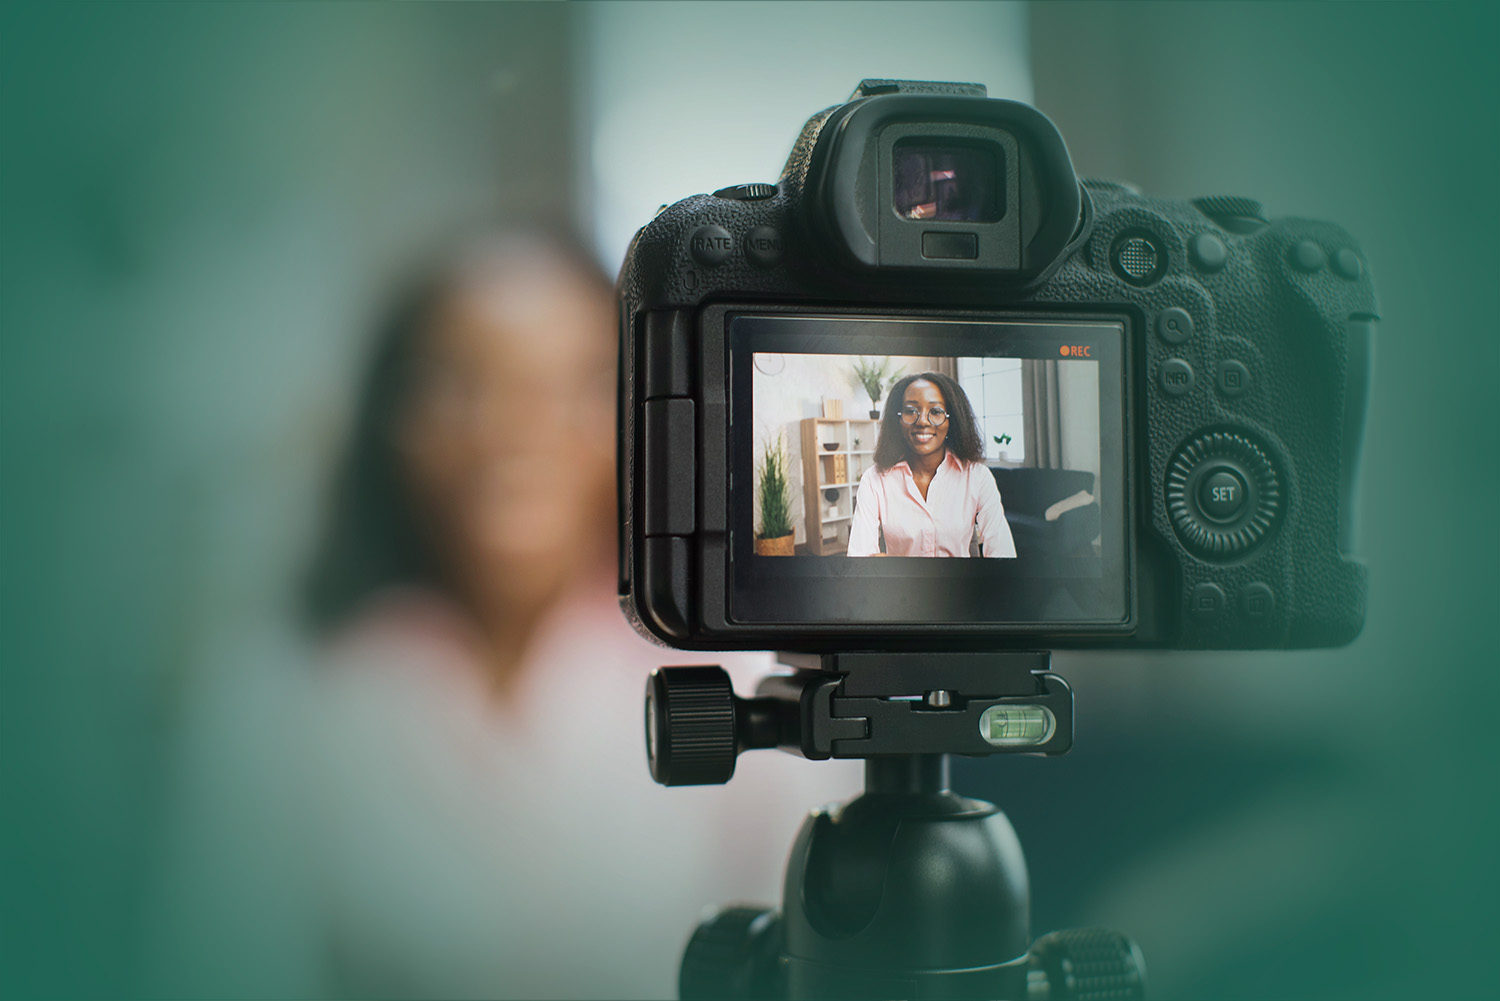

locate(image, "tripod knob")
(1028, 928), (1146, 1000)
(646, 666), (738, 786)
(679, 905), (784, 1001)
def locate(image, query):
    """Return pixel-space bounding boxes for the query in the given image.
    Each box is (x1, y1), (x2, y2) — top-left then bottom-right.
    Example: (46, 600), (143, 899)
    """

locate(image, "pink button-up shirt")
(847, 450), (1017, 558)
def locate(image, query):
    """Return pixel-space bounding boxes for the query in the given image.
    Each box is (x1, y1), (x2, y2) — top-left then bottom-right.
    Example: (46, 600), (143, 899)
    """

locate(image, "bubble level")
(979, 705), (1056, 747)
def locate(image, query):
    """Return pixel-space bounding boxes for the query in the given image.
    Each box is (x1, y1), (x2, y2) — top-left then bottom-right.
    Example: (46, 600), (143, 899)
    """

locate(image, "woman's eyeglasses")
(899, 406), (949, 426)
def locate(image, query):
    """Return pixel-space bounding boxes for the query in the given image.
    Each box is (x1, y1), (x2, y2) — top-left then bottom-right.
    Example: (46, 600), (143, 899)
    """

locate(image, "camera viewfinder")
(893, 143), (1001, 223)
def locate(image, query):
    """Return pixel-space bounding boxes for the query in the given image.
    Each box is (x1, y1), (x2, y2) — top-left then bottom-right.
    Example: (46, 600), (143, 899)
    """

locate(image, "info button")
(1159, 359), (1195, 397)
(1198, 468), (1248, 521)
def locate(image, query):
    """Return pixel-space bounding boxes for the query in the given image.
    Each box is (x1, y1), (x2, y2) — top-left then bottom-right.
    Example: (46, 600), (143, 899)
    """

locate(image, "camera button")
(1290, 240), (1326, 272)
(1216, 360), (1251, 398)
(1189, 233), (1228, 273)
(1198, 469), (1248, 521)
(1160, 358), (1195, 397)
(1332, 248), (1362, 279)
(1239, 582), (1276, 619)
(1111, 232), (1165, 285)
(1156, 307), (1195, 345)
(689, 225), (734, 266)
(1189, 583), (1226, 617)
(744, 226), (784, 269)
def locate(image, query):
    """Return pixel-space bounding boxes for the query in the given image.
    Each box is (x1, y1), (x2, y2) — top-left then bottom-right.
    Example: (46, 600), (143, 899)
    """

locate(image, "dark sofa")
(988, 466), (1099, 560)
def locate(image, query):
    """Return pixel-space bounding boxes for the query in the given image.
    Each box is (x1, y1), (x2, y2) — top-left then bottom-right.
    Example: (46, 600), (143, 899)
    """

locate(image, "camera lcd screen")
(729, 312), (1130, 629)
(893, 143), (1001, 222)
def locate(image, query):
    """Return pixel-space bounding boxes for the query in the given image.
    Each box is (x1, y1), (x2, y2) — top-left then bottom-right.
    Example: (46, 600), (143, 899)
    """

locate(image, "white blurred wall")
(580, 1), (1032, 273)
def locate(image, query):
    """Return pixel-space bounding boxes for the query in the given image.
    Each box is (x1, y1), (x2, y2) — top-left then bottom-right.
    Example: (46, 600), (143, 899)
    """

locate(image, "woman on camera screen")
(847, 372), (1016, 558)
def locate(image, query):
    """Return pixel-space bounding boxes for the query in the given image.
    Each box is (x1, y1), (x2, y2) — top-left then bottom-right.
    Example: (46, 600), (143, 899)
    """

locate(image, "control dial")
(1165, 431), (1282, 558)
(1191, 195), (1269, 234)
(713, 183), (777, 201)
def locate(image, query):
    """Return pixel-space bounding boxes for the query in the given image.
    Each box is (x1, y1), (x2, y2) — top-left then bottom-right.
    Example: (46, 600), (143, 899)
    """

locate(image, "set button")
(1198, 468), (1248, 521)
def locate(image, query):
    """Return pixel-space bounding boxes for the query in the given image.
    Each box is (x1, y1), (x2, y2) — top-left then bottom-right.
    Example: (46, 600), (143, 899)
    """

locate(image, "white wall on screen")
(1057, 360), (1100, 487)
(752, 353), (938, 544)
(957, 357), (1026, 465)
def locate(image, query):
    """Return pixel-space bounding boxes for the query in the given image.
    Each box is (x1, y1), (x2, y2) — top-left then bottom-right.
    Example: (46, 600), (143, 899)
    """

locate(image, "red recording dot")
(1060, 345), (1071, 357)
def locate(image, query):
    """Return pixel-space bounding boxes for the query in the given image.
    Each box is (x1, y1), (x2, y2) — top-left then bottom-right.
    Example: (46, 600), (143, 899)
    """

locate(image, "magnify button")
(1156, 307), (1194, 345)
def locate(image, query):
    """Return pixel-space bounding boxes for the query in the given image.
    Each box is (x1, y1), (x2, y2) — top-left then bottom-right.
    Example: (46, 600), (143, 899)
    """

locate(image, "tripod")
(647, 654), (1146, 1000)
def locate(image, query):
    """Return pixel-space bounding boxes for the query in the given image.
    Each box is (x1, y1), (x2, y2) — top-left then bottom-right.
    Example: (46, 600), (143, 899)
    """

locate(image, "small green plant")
(757, 435), (794, 539)
(849, 356), (903, 412)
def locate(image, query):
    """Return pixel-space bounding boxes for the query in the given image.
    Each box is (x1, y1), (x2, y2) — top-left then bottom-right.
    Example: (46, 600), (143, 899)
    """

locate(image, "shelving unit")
(800, 416), (879, 555)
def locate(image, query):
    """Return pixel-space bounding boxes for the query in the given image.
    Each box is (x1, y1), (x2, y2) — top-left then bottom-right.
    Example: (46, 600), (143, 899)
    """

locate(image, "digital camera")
(617, 80), (1374, 653)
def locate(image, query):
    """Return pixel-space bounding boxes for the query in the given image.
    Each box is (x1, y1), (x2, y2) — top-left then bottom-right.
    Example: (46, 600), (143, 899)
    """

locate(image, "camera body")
(618, 80), (1374, 654)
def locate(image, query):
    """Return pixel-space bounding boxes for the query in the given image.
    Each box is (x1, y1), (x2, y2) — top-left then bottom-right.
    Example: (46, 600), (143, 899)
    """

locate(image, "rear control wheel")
(1166, 430), (1282, 558)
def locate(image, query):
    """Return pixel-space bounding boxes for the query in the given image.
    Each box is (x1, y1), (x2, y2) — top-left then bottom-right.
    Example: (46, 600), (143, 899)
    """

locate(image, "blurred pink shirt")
(848, 450), (1016, 558)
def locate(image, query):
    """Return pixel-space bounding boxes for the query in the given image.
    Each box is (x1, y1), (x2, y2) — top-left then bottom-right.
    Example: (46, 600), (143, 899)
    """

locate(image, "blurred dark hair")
(303, 229), (610, 633)
(874, 371), (985, 470)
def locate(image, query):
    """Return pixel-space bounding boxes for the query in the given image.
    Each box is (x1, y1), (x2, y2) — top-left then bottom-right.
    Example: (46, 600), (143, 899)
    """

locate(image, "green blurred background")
(1, 2), (1495, 998)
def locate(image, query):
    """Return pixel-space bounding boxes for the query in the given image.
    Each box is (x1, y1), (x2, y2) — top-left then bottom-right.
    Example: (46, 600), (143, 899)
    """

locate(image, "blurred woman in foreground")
(302, 233), (859, 998)
(307, 233), (618, 697)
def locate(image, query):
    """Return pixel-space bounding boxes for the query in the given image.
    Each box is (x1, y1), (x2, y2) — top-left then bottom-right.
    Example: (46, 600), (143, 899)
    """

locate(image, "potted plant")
(754, 434), (795, 556)
(850, 356), (903, 418)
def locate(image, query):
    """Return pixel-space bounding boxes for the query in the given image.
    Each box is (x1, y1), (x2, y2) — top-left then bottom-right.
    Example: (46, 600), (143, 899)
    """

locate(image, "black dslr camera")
(619, 79), (1373, 654)
(618, 81), (1375, 999)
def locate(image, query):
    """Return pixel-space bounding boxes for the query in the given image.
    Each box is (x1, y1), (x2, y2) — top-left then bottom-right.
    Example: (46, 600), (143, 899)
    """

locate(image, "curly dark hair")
(873, 371), (985, 470)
